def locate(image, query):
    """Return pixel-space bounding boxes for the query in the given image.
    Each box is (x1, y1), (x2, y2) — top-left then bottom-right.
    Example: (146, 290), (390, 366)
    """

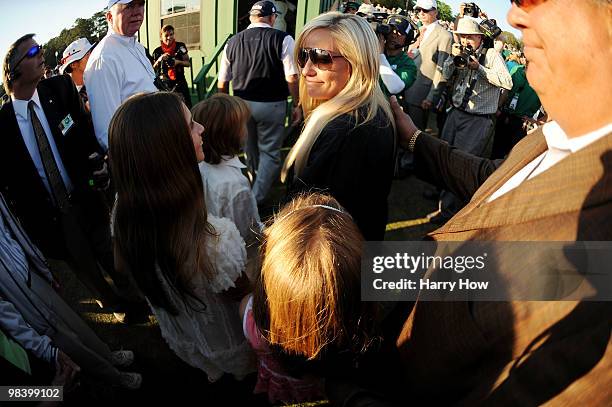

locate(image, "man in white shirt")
(384, 0), (612, 405)
(84, 0), (157, 151)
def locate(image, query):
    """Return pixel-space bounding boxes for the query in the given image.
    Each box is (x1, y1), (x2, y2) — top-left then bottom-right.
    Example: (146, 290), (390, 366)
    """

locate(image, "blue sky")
(0, 0), (520, 66)
(441, 0), (520, 37)
(0, 0), (107, 66)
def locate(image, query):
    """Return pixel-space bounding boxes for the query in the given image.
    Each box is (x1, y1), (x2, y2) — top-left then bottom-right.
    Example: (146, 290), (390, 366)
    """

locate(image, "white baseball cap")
(59, 38), (96, 74)
(415, 0), (437, 10)
(107, 0), (133, 8)
(357, 3), (375, 15)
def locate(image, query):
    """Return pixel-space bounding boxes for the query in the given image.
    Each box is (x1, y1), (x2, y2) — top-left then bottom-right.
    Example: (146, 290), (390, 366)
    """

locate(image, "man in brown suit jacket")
(388, 0), (612, 405)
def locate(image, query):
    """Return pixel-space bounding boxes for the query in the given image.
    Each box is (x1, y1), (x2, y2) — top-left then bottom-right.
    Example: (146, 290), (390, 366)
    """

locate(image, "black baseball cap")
(249, 1), (281, 17)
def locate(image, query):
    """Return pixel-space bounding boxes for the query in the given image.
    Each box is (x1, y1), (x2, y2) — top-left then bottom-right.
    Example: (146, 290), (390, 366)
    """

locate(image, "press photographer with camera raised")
(380, 14), (417, 98)
(152, 25), (192, 108)
(356, 3), (407, 96)
(431, 15), (512, 224)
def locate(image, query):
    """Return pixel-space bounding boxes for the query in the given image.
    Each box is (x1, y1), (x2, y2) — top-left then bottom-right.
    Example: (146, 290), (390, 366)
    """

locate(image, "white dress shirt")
(488, 121), (612, 202)
(218, 22), (298, 83)
(199, 156), (263, 247)
(10, 91), (74, 196)
(84, 27), (158, 151)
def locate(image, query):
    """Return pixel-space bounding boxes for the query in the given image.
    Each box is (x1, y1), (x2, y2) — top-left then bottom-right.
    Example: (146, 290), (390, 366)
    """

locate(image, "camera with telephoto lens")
(479, 18), (502, 39)
(453, 44), (475, 68)
(369, 13), (392, 36)
(357, 9), (392, 36)
(462, 2), (480, 18)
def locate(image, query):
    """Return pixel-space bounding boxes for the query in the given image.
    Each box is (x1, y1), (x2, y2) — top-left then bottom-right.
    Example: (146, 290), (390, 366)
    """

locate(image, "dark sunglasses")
(510, 0), (547, 11)
(297, 48), (345, 70)
(14, 44), (42, 69)
(415, 7), (435, 13)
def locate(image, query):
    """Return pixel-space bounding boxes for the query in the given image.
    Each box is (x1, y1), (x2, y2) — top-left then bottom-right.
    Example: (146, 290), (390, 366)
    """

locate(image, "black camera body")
(453, 44), (475, 68)
(366, 12), (392, 36)
(479, 19), (502, 39)
(462, 2), (480, 18)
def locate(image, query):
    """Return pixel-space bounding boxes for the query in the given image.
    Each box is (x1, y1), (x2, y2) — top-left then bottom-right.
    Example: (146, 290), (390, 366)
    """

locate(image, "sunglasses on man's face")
(14, 44), (42, 68)
(297, 48), (345, 70)
(510, 0), (547, 11)
(415, 7), (435, 14)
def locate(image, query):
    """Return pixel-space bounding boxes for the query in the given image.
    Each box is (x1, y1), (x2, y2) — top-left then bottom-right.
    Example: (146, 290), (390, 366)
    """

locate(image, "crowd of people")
(1, 0), (611, 405)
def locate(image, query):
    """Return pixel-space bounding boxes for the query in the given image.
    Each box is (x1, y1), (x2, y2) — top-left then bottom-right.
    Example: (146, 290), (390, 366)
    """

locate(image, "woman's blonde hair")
(253, 193), (379, 360)
(281, 12), (395, 181)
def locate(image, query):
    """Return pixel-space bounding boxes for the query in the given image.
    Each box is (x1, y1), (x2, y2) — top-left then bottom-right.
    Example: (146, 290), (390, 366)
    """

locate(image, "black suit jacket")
(0, 75), (104, 257)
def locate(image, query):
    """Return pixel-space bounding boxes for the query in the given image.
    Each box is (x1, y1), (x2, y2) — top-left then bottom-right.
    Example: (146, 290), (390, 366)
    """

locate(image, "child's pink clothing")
(242, 296), (325, 404)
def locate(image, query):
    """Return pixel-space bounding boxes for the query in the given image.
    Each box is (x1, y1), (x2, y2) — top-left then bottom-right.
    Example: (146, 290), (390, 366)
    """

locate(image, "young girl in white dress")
(192, 94), (263, 276)
(109, 92), (255, 382)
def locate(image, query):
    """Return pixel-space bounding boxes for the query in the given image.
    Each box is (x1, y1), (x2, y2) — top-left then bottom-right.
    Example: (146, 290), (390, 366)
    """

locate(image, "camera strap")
(459, 48), (489, 110)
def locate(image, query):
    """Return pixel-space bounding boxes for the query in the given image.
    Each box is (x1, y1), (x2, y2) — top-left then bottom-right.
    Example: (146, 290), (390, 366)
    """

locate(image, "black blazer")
(0, 75), (104, 257)
(288, 108), (396, 241)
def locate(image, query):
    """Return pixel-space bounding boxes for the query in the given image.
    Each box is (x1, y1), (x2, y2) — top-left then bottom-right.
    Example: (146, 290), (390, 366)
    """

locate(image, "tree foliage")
(500, 31), (523, 50)
(43, 11), (107, 68)
(436, 1), (455, 22)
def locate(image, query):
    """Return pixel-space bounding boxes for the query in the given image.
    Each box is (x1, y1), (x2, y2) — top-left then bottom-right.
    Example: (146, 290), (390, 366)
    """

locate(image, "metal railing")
(193, 34), (233, 101)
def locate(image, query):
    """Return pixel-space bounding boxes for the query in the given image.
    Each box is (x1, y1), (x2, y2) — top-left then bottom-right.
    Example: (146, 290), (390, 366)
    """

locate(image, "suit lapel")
(420, 23), (440, 50)
(432, 128), (612, 235)
(0, 101), (40, 176)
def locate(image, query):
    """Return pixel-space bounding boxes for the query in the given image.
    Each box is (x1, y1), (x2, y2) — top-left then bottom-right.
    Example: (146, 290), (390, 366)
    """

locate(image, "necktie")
(28, 101), (70, 211)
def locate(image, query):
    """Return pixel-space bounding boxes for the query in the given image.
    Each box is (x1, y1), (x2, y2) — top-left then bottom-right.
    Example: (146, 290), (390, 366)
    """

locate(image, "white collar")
(218, 155), (246, 169)
(107, 25), (138, 44)
(10, 89), (41, 120)
(543, 121), (612, 153)
(247, 22), (273, 29)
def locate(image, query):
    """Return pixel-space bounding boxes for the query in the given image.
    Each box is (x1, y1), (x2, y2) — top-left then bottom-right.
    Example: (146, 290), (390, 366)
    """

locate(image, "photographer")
(380, 15), (417, 98)
(153, 25), (192, 108)
(431, 16), (512, 224)
(356, 7), (415, 97)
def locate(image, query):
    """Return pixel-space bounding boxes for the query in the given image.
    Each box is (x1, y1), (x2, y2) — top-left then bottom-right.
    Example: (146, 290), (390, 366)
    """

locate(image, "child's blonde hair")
(191, 93), (251, 165)
(253, 193), (378, 360)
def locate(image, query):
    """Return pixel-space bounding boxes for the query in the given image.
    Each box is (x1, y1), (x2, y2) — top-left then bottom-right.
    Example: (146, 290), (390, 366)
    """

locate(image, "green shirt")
(381, 52), (417, 96)
(505, 65), (541, 118)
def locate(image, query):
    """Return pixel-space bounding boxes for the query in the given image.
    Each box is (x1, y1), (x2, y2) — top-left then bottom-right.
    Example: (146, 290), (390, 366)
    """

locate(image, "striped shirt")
(443, 46), (513, 115)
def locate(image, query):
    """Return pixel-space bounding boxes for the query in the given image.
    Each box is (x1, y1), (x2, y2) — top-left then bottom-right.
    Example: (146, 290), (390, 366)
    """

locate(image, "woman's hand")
(390, 96), (418, 150)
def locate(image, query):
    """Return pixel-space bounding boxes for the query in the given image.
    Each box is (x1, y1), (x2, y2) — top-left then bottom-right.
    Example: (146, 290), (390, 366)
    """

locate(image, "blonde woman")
(282, 12), (396, 241)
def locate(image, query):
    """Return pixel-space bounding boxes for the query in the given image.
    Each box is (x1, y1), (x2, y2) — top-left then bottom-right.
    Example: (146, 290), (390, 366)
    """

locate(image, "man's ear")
(105, 10), (113, 24)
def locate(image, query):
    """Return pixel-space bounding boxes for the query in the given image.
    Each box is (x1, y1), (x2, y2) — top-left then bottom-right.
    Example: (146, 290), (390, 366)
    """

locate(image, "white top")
(199, 156), (263, 250)
(218, 22), (298, 83)
(379, 53), (405, 94)
(10, 91), (74, 195)
(150, 215), (256, 381)
(488, 121), (612, 202)
(84, 26), (158, 151)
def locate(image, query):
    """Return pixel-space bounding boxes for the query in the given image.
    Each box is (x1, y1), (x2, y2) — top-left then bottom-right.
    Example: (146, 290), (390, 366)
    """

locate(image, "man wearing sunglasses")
(404, 0), (453, 131)
(84, 0), (156, 151)
(387, 0), (612, 405)
(218, 0), (300, 206)
(0, 34), (142, 326)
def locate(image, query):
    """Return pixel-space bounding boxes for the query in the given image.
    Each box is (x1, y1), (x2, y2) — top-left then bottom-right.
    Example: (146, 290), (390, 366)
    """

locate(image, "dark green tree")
(43, 11), (107, 68)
